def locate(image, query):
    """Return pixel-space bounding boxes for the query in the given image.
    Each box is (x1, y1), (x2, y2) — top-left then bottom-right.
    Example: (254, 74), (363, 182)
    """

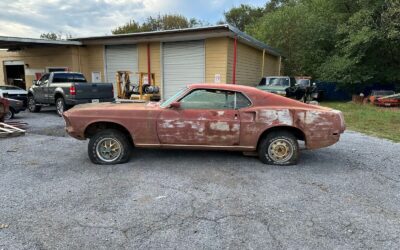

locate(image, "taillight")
(69, 85), (76, 95)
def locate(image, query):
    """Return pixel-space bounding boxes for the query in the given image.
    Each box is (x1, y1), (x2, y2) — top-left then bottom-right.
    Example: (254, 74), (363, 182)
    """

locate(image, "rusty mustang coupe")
(63, 84), (345, 165)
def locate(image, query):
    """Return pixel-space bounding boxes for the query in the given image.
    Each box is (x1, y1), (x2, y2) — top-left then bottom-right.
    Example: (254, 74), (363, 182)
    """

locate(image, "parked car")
(0, 97), (9, 122)
(0, 85), (27, 107)
(368, 90), (399, 107)
(286, 78), (324, 102)
(257, 76), (296, 96)
(0, 91), (25, 119)
(63, 84), (345, 165)
(28, 72), (114, 116)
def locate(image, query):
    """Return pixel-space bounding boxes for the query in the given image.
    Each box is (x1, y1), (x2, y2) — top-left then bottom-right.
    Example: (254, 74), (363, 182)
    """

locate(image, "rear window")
(52, 73), (87, 83)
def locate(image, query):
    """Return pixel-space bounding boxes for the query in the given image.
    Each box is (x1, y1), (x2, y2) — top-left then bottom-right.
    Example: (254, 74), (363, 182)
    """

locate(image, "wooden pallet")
(0, 122), (26, 138)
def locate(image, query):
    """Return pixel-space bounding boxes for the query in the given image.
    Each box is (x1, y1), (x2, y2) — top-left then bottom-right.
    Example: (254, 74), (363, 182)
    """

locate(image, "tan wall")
(205, 37), (229, 83)
(227, 38), (281, 86)
(263, 53), (281, 76)
(80, 45), (105, 82)
(138, 42), (161, 87)
(0, 46), (79, 89)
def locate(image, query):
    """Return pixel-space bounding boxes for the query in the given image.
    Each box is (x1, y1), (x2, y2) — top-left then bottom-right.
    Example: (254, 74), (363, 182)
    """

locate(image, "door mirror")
(169, 101), (181, 109)
(33, 80), (39, 86)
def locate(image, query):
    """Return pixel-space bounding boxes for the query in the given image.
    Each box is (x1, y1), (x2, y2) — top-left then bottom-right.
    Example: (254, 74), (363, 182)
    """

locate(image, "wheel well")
(84, 122), (134, 146)
(54, 93), (63, 101)
(257, 126), (305, 149)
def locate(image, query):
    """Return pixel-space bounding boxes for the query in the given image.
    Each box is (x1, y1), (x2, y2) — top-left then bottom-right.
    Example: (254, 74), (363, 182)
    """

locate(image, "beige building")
(0, 25), (281, 98)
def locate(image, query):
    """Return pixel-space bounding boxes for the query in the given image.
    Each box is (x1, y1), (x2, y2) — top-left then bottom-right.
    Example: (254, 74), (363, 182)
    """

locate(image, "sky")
(0, 0), (266, 38)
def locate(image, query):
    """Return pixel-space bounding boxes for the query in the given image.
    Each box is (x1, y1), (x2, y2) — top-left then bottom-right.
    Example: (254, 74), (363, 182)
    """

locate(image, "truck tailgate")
(74, 83), (113, 99)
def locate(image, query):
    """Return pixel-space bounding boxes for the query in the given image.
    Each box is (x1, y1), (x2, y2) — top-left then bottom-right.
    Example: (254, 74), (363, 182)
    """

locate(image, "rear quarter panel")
(239, 106), (343, 150)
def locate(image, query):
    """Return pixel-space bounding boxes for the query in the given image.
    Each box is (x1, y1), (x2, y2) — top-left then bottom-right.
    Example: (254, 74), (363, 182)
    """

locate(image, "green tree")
(112, 14), (203, 34)
(246, 0), (400, 84)
(40, 32), (59, 40)
(223, 4), (265, 30)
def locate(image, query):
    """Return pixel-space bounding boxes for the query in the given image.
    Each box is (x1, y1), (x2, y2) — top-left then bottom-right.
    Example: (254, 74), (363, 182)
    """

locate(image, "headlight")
(276, 91), (286, 95)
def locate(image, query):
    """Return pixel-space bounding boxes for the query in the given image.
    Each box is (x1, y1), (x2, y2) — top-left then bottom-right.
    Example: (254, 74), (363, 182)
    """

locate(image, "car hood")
(71, 101), (161, 111)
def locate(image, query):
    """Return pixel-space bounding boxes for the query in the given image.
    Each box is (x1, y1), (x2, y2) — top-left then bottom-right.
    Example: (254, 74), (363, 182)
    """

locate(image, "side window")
(180, 89), (234, 109)
(179, 89), (251, 110)
(38, 74), (50, 85)
(234, 92), (252, 109)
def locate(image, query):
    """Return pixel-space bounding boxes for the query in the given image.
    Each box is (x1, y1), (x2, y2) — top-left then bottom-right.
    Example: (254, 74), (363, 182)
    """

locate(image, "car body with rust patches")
(63, 84), (345, 165)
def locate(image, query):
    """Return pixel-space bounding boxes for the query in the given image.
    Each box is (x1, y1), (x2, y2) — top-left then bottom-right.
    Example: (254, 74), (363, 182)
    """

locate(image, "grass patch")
(322, 102), (400, 142)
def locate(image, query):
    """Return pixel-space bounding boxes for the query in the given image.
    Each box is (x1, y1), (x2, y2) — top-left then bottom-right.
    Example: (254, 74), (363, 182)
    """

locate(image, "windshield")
(296, 79), (310, 87)
(160, 88), (187, 108)
(265, 77), (290, 87)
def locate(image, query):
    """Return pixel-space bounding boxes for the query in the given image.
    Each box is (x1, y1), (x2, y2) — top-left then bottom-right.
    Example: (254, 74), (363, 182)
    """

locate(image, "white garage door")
(105, 45), (138, 98)
(163, 40), (205, 99)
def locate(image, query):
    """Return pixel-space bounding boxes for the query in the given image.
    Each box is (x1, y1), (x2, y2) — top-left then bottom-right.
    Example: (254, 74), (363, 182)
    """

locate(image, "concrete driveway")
(1, 110), (399, 249)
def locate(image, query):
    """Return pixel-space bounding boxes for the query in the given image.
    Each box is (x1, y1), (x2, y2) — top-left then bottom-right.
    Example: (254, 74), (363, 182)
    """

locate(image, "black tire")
(28, 96), (41, 113)
(258, 131), (299, 165)
(56, 97), (67, 117)
(88, 129), (132, 165)
(5, 108), (14, 120)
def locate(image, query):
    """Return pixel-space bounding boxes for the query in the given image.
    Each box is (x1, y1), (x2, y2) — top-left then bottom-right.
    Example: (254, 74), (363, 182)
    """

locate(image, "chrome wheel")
(96, 138), (122, 163)
(56, 98), (64, 115)
(28, 97), (35, 111)
(267, 138), (294, 163)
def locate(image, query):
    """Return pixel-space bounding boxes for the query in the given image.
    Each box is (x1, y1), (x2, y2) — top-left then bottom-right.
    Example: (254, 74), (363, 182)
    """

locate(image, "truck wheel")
(4, 108), (14, 120)
(56, 97), (66, 117)
(28, 96), (41, 113)
(88, 129), (132, 165)
(258, 131), (299, 165)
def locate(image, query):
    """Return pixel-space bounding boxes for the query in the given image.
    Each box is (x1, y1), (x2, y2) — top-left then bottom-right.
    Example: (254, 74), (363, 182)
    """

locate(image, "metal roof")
(71, 24), (281, 56)
(0, 36), (81, 49)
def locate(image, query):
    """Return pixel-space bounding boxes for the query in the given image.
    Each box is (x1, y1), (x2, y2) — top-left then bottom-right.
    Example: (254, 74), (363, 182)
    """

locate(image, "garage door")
(163, 41), (205, 98)
(105, 45), (138, 98)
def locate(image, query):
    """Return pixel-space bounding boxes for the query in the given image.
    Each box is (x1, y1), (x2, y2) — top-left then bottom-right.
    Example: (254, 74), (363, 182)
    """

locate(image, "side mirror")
(169, 101), (181, 109)
(33, 80), (39, 86)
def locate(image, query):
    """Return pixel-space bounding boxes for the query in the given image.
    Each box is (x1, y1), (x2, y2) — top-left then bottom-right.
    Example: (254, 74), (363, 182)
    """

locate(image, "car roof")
(188, 83), (260, 93)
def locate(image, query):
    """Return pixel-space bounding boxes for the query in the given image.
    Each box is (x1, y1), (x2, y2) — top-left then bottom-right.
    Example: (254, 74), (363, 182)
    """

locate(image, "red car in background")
(368, 90), (400, 107)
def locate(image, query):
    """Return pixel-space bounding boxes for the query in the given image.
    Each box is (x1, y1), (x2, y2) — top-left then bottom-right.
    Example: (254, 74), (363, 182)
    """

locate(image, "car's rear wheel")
(56, 97), (66, 117)
(28, 96), (41, 113)
(258, 131), (299, 165)
(88, 129), (132, 165)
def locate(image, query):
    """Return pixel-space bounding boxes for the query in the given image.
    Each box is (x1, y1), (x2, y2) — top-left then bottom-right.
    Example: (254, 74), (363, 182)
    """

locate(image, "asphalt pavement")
(1, 109), (399, 249)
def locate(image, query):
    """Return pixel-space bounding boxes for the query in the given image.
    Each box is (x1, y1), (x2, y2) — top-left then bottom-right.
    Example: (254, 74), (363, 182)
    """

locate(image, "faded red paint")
(0, 97), (10, 122)
(63, 84), (345, 151)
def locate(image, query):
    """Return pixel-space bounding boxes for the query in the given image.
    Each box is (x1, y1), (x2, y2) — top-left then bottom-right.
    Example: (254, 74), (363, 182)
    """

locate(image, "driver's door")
(35, 74), (49, 103)
(157, 89), (241, 146)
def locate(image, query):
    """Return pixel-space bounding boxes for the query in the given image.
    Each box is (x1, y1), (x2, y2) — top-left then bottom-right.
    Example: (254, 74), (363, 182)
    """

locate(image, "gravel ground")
(1, 110), (400, 249)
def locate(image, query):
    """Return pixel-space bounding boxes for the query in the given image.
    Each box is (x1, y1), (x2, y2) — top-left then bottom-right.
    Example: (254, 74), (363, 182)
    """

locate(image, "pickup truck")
(28, 72), (114, 116)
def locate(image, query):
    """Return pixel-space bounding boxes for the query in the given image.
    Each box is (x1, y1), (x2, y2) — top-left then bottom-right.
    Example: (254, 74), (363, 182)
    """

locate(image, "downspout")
(147, 43), (151, 85)
(278, 56), (282, 76)
(232, 36), (238, 84)
(261, 49), (265, 77)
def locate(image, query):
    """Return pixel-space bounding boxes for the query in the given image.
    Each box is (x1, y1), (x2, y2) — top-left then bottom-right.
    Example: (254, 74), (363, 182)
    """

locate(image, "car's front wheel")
(258, 131), (299, 165)
(88, 129), (132, 165)
(28, 96), (41, 113)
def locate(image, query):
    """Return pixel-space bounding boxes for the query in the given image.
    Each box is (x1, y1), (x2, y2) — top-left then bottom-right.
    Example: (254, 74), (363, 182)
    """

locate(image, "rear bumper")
(65, 98), (115, 105)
